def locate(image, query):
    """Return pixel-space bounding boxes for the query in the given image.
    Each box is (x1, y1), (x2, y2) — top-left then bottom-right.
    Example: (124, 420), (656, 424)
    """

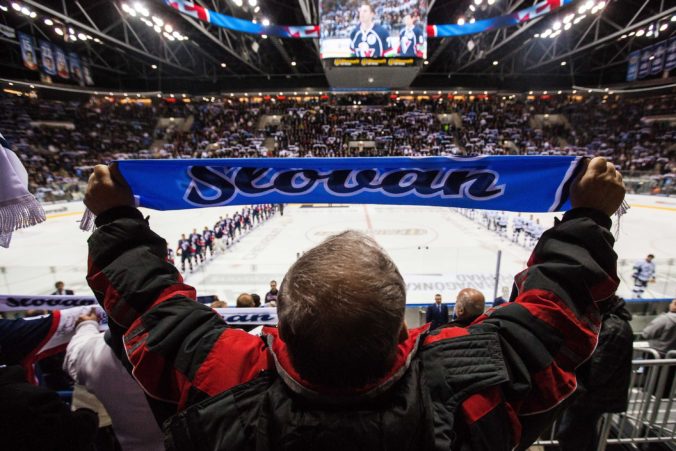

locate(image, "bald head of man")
(454, 288), (486, 324)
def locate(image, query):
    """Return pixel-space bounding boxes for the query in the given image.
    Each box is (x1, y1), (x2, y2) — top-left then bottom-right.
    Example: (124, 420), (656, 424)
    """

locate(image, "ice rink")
(0, 194), (674, 305)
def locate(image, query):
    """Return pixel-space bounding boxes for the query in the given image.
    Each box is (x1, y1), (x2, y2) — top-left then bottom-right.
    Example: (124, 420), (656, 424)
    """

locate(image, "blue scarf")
(114, 156), (582, 212)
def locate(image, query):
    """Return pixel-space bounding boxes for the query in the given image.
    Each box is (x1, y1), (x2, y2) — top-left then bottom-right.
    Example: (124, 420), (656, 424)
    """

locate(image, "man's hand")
(84, 164), (134, 216)
(75, 308), (99, 326)
(570, 157), (625, 217)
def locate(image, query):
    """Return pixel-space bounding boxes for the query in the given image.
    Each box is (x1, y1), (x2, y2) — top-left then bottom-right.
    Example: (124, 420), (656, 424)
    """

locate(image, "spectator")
(424, 293), (449, 330)
(63, 309), (164, 451)
(0, 313), (99, 451)
(556, 296), (634, 451)
(264, 280), (279, 305)
(236, 293), (255, 308)
(251, 293), (261, 308)
(210, 299), (227, 309)
(83, 157), (624, 449)
(452, 288), (486, 327)
(640, 298), (676, 357)
(52, 281), (74, 295)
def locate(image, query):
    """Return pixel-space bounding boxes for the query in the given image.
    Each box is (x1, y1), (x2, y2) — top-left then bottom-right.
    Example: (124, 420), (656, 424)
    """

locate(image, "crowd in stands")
(1, 92), (673, 197)
(172, 204), (278, 272)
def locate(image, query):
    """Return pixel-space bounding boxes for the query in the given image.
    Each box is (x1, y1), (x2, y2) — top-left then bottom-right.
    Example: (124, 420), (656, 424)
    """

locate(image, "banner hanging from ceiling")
(164, 0), (572, 40)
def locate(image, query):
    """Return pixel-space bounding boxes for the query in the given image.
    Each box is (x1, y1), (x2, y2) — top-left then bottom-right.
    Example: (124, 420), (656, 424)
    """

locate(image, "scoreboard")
(320, 1), (428, 61)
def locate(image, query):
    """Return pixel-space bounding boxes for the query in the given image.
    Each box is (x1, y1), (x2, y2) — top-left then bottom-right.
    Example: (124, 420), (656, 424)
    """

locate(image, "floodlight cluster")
(120, 2), (188, 41)
(4, 1), (103, 44)
(618, 15), (674, 41)
(533, 0), (606, 39)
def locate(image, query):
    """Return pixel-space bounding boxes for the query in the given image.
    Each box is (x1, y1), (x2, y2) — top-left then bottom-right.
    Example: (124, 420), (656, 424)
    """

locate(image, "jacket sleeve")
(448, 208), (619, 448)
(63, 320), (102, 385)
(86, 207), (269, 411)
(640, 315), (665, 340)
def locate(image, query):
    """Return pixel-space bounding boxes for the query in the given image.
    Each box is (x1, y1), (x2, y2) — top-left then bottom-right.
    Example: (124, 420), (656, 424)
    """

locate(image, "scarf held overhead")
(114, 156), (582, 212)
(0, 133), (46, 247)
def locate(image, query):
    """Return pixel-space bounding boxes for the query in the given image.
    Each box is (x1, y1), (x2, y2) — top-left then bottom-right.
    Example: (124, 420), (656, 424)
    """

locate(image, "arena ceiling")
(0, 0), (674, 93)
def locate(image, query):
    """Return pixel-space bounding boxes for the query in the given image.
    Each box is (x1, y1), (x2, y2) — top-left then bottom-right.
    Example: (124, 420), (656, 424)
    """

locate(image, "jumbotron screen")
(320, 0), (428, 60)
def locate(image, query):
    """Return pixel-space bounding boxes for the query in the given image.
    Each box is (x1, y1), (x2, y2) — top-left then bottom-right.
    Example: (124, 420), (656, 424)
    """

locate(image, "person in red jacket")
(83, 157), (625, 450)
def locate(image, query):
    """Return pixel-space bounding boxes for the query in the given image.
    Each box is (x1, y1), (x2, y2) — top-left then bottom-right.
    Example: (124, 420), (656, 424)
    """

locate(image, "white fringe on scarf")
(0, 193), (46, 248)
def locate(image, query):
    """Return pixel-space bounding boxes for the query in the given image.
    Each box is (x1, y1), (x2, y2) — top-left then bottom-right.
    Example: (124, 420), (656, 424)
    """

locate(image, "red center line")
(363, 205), (373, 233)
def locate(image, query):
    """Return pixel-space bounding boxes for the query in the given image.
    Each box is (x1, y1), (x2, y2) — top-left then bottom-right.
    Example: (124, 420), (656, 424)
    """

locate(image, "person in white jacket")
(63, 311), (164, 451)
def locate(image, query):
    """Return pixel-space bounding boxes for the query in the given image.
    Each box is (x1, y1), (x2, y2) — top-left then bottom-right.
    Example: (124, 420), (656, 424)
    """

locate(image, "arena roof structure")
(0, 0), (674, 93)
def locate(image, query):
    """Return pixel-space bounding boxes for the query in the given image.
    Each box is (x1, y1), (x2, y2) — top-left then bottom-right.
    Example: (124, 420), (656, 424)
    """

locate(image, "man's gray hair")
(278, 230), (406, 388)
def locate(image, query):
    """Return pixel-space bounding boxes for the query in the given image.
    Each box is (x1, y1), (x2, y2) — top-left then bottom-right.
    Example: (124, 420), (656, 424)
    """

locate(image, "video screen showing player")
(320, 0), (428, 59)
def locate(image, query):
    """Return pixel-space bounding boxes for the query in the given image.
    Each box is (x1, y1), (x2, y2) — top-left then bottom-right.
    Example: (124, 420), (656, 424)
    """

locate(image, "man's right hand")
(84, 164), (134, 216)
(570, 157), (626, 217)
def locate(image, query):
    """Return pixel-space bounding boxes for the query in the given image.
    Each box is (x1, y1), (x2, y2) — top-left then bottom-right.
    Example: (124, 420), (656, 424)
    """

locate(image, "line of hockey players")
(168, 204), (280, 272)
(456, 209), (546, 247)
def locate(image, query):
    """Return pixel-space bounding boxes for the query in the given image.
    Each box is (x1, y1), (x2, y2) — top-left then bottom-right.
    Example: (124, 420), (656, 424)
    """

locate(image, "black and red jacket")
(87, 206), (618, 450)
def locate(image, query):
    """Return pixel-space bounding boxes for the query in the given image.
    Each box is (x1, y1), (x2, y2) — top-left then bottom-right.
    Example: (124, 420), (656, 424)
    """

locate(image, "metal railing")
(535, 351), (676, 449)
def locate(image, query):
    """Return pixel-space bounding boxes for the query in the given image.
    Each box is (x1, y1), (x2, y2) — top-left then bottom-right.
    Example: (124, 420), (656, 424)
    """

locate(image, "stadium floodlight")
(552, 21), (561, 30)
(534, 33), (540, 38)
(469, 18), (476, 23)
(44, 18), (54, 26)
(659, 23), (668, 31)
(78, 32), (86, 40)
(152, 16), (163, 26)
(541, 29), (552, 38)
(164, 32), (175, 40)
(248, 0), (257, 6)
(221, 62), (227, 68)
(528, 90), (533, 94)
(492, 60), (498, 65)
(254, 6), (260, 13)
(262, 18), (270, 27)
(572, 89), (577, 94)
(574, 15), (585, 24)
(232, 0), (243, 6)
(468, 91), (472, 95)
(20, 6), (30, 15)
(69, 27), (75, 34)
(54, 28), (63, 35)
(561, 61), (567, 66)
(70, 34), (77, 41)
(151, 64), (157, 69)
(291, 61), (297, 66)
(469, 5), (476, 11)
(564, 23), (572, 30)
(121, 3), (131, 13)
(29, 11), (36, 18)
(172, 31), (181, 38)
(672, 15), (676, 22)
(29, 84), (34, 88)
(11, 3), (20, 12)
(563, 14), (574, 24)
(424, 60), (429, 65)
(164, 24), (173, 33)
(128, 8), (137, 17)
(154, 25), (161, 33)
(474, 0), (482, 5)
(487, 0), (495, 5)
(156, 93), (161, 98)
(261, 34), (268, 39)
(457, 17), (465, 26)
(0, 5), (7, 12)
(635, 29), (645, 36)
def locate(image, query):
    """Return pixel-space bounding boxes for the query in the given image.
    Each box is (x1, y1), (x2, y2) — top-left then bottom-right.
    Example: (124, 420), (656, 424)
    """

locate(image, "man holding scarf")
(83, 157), (625, 450)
